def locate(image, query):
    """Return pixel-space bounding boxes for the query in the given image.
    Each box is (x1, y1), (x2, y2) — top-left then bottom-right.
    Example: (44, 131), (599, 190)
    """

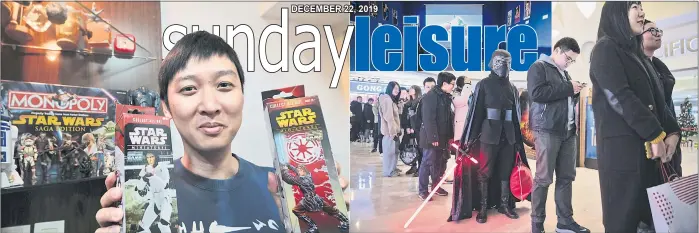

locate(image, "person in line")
(362, 98), (375, 144)
(527, 37), (589, 233)
(94, 31), (348, 233)
(452, 76), (472, 156)
(418, 72), (455, 201)
(642, 19), (683, 176)
(372, 97), (382, 153)
(590, 2), (681, 232)
(350, 96), (364, 142)
(379, 81), (402, 177)
(450, 50), (530, 223)
(423, 77), (436, 93)
(405, 85), (423, 176)
(399, 88), (411, 152)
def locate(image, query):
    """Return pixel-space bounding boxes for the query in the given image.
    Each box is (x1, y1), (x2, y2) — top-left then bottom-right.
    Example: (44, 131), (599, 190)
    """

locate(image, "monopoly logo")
(352, 15), (540, 72)
(8, 91), (108, 114)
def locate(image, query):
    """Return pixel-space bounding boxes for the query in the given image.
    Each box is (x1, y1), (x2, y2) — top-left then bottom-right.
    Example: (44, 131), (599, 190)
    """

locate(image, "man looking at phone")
(527, 37), (589, 233)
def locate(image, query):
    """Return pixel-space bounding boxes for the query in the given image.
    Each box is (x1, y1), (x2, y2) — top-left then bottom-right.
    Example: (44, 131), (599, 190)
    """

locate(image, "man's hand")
(432, 142), (439, 147)
(95, 172), (122, 233)
(650, 142), (667, 161)
(663, 134), (680, 163)
(572, 81), (584, 94)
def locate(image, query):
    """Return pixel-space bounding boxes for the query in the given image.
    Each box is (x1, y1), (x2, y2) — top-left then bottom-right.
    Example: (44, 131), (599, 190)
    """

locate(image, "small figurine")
(5, 1), (33, 43)
(128, 86), (161, 113)
(55, 5), (92, 50)
(134, 153), (173, 232)
(59, 133), (80, 181)
(35, 132), (53, 184)
(84, 2), (111, 51)
(23, 2), (51, 32)
(45, 2), (68, 25)
(114, 34), (136, 55)
(18, 133), (37, 185)
(281, 163), (349, 233)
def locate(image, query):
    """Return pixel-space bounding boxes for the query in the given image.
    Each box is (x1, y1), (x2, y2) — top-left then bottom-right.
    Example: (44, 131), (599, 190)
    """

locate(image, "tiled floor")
(348, 142), (697, 233)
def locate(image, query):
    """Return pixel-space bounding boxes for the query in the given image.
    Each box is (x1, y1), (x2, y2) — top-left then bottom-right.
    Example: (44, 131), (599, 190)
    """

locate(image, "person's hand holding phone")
(572, 81), (584, 94)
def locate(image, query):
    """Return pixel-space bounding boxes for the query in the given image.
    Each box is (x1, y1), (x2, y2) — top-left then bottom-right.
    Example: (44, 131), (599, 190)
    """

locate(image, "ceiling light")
(576, 2), (597, 19)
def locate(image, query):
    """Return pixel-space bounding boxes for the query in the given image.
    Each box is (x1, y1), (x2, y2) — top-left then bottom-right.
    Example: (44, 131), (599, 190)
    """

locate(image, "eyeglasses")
(563, 52), (576, 64)
(644, 27), (663, 37)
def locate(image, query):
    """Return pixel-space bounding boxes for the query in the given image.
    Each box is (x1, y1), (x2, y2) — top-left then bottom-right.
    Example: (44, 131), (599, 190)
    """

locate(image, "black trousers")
(373, 123), (382, 151)
(478, 139), (515, 183)
(350, 120), (361, 141)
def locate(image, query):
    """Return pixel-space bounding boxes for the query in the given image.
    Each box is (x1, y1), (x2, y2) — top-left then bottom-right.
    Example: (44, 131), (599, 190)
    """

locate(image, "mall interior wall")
(553, 2), (697, 85)
(160, 2), (351, 178)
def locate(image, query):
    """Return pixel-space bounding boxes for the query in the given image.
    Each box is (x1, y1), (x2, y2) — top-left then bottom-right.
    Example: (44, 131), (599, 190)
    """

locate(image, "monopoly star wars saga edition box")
(265, 96), (349, 233)
(119, 114), (178, 233)
(0, 80), (122, 185)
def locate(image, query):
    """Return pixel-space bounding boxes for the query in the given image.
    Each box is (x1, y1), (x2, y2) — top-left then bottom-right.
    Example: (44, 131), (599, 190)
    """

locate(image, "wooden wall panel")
(1, 1), (162, 91)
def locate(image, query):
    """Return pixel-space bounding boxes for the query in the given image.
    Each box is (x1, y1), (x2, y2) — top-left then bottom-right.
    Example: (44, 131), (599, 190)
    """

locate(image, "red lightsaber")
(404, 142), (478, 229)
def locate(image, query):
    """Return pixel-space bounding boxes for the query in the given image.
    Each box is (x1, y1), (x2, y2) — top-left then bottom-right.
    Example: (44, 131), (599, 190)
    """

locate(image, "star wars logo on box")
(120, 114), (178, 233)
(0, 80), (123, 186)
(266, 96), (349, 233)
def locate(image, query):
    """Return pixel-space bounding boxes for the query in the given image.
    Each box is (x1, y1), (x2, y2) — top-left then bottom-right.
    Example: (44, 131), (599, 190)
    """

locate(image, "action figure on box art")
(59, 133), (90, 180)
(18, 133), (37, 184)
(132, 153), (174, 233)
(281, 163), (349, 233)
(35, 132), (58, 184)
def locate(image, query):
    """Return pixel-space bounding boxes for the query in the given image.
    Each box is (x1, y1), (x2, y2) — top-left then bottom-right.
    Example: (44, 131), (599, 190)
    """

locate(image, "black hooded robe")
(448, 79), (531, 222)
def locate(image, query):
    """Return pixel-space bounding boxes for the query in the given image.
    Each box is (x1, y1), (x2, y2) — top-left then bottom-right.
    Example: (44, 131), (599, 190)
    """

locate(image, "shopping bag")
(647, 168), (698, 233)
(510, 152), (533, 201)
(400, 138), (419, 165)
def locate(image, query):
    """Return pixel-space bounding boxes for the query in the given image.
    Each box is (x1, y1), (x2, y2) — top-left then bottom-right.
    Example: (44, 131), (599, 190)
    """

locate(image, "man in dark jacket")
(350, 96), (364, 142)
(417, 72), (455, 201)
(362, 98), (375, 143)
(527, 37), (589, 233)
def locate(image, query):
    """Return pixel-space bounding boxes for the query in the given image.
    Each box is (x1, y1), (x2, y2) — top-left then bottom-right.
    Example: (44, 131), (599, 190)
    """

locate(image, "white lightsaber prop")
(403, 143), (478, 229)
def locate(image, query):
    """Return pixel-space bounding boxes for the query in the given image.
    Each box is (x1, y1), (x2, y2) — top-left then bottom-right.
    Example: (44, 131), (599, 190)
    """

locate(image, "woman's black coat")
(589, 36), (681, 232)
(651, 57), (683, 176)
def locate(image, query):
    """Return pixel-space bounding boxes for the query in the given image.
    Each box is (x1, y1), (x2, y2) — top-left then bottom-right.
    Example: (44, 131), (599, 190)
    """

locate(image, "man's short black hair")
(357, 96), (363, 100)
(554, 37), (581, 54)
(158, 31), (246, 107)
(368, 98), (374, 102)
(436, 72), (456, 87)
(423, 77), (436, 86)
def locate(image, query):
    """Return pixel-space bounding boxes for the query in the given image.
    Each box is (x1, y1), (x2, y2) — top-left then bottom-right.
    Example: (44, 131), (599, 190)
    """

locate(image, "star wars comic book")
(264, 96), (349, 233)
(119, 114), (178, 233)
(0, 80), (124, 186)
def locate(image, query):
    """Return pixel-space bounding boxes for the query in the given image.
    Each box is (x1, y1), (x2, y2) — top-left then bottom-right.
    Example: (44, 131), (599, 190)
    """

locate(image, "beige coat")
(453, 86), (472, 141)
(379, 94), (400, 137)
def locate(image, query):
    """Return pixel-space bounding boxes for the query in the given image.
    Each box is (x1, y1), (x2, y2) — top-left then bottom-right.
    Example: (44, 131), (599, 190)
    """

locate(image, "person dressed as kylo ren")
(281, 163), (349, 233)
(449, 49), (530, 224)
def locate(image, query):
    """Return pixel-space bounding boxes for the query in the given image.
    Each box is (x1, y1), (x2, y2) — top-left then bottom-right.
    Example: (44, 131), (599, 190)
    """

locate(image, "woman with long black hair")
(403, 85), (423, 176)
(590, 2), (681, 232)
(379, 81), (403, 177)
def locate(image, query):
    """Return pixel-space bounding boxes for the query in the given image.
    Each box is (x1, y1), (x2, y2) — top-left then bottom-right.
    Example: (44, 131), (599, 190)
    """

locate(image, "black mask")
(491, 55), (512, 78)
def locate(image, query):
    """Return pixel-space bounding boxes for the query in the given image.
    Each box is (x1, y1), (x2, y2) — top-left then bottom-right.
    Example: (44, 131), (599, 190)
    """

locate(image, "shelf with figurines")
(1, 1), (157, 61)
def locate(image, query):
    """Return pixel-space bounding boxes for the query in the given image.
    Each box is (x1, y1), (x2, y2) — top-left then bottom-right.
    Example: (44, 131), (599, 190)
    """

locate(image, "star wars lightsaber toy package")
(264, 96), (349, 233)
(118, 114), (178, 233)
(0, 80), (124, 185)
